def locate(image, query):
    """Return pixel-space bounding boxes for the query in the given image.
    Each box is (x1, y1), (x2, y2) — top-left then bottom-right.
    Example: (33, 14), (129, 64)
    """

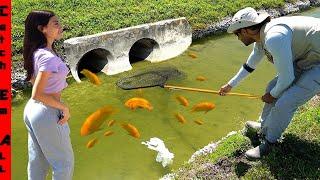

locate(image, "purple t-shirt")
(33, 48), (69, 93)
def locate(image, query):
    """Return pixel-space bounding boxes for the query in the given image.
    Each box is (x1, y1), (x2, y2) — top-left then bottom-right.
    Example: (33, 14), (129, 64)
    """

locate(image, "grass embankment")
(13, 0), (290, 61)
(173, 98), (320, 179)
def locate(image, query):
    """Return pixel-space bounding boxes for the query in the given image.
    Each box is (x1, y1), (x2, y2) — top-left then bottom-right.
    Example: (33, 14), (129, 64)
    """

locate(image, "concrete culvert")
(77, 48), (111, 78)
(63, 18), (192, 79)
(129, 38), (159, 63)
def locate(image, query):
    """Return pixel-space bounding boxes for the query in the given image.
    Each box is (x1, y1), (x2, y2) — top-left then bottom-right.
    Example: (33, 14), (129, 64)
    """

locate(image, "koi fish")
(176, 95), (189, 107)
(80, 106), (116, 136)
(194, 119), (204, 125)
(121, 123), (140, 138)
(196, 76), (206, 81)
(175, 113), (186, 124)
(104, 130), (114, 137)
(124, 97), (153, 111)
(80, 69), (102, 85)
(191, 102), (215, 113)
(86, 138), (98, 148)
(188, 52), (197, 59)
(107, 119), (116, 127)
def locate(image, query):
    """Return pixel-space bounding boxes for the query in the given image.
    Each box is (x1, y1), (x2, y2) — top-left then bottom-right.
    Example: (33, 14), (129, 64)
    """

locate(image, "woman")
(23, 10), (74, 180)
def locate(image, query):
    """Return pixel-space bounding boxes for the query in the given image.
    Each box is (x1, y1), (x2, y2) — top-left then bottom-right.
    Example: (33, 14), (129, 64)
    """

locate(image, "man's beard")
(243, 38), (254, 46)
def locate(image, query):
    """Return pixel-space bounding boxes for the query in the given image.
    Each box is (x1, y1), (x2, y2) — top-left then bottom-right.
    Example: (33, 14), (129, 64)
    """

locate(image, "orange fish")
(191, 102), (215, 113)
(107, 119), (116, 127)
(121, 123), (140, 138)
(194, 119), (204, 125)
(86, 138), (98, 148)
(104, 130), (114, 137)
(124, 97), (153, 111)
(80, 106), (116, 136)
(196, 76), (206, 81)
(80, 69), (102, 85)
(188, 52), (197, 59)
(176, 95), (189, 107)
(175, 113), (187, 124)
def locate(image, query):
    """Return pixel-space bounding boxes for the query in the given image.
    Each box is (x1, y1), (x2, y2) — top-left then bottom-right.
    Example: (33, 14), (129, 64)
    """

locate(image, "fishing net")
(116, 67), (184, 90)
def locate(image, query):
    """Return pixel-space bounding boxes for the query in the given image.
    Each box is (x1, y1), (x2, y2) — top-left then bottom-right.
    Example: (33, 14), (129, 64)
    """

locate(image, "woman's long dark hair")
(23, 10), (55, 81)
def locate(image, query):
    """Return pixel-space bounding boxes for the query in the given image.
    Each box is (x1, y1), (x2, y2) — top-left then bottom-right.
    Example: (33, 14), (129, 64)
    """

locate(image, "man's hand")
(261, 92), (276, 104)
(219, 84), (232, 96)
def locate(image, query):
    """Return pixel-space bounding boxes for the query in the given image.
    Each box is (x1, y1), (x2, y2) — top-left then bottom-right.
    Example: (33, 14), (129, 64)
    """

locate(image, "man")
(219, 7), (320, 159)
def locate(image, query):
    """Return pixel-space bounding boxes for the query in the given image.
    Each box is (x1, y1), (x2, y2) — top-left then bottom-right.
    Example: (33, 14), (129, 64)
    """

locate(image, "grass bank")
(13, 0), (290, 60)
(170, 97), (320, 179)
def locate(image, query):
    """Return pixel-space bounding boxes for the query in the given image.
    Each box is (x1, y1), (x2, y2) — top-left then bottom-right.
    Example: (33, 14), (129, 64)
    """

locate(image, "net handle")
(164, 85), (260, 99)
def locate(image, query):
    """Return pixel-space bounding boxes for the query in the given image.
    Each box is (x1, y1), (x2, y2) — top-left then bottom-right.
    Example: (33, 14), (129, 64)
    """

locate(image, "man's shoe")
(243, 121), (262, 145)
(245, 140), (273, 160)
(245, 121), (261, 131)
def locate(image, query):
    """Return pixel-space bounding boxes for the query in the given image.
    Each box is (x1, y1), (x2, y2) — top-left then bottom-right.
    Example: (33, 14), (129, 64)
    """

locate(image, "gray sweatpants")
(260, 65), (320, 143)
(23, 99), (74, 180)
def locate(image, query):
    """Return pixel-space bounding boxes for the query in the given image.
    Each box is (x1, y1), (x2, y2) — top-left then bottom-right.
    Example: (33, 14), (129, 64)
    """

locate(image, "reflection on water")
(12, 7), (320, 180)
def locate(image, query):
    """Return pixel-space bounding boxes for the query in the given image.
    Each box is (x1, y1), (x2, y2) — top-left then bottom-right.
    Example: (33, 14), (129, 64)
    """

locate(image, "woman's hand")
(219, 84), (232, 96)
(58, 106), (70, 125)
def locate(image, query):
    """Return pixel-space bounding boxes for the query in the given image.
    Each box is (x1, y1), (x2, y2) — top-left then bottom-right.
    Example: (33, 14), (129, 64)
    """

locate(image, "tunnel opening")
(77, 48), (111, 78)
(129, 38), (159, 64)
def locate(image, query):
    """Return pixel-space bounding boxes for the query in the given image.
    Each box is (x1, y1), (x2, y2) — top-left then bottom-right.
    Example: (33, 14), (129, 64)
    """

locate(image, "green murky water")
(12, 8), (320, 180)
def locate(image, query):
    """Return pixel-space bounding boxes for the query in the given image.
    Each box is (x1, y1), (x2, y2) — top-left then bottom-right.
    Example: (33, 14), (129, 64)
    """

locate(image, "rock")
(11, 88), (17, 99)
(310, 0), (320, 6)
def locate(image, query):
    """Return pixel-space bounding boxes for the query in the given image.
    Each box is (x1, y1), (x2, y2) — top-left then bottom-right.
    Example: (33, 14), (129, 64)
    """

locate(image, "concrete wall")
(63, 17), (192, 82)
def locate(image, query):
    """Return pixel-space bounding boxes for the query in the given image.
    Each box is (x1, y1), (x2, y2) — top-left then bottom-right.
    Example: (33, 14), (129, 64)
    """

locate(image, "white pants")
(23, 99), (74, 180)
(260, 65), (320, 143)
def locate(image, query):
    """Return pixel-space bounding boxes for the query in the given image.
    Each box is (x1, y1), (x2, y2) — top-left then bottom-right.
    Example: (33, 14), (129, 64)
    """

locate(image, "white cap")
(227, 7), (270, 33)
